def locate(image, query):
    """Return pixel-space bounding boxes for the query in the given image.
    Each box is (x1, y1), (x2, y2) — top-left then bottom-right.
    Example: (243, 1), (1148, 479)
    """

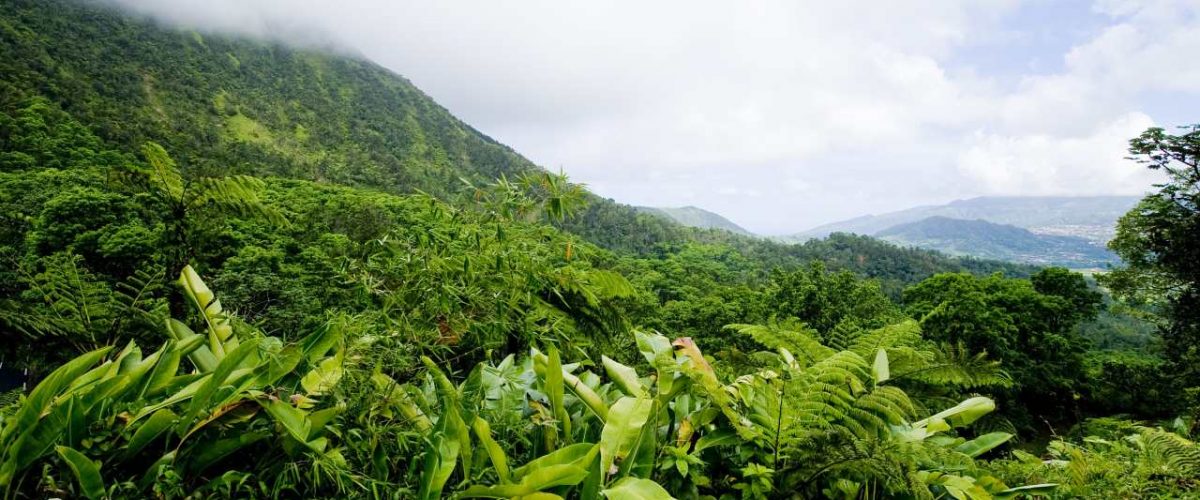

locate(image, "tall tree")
(1103, 124), (1200, 384)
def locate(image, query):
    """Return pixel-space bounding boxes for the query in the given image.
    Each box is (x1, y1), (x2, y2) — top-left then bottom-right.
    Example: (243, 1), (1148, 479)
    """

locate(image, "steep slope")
(789, 196), (1141, 244)
(0, 0), (538, 197)
(876, 216), (1117, 268)
(635, 206), (752, 235)
(0, 0), (690, 255)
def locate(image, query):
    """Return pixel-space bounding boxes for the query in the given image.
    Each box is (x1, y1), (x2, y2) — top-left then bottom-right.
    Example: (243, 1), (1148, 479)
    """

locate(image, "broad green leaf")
(545, 347), (569, 446)
(600, 398), (653, 481)
(301, 355), (344, 395)
(178, 338), (260, 434)
(601, 477), (674, 500)
(694, 428), (738, 452)
(0, 347), (110, 487)
(260, 399), (313, 445)
(140, 344), (183, 398)
(872, 348), (890, 383)
(534, 351), (608, 422)
(513, 443), (599, 481)
(955, 432), (1013, 458)
(184, 432), (268, 474)
(602, 356), (648, 398)
(464, 464), (590, 498)
(634, 331), (672, 365)
(616, 400), (658, 480)
(123, 409), (177, 460)
(916, 396), (995, 431)
(518, 463), (591, 491)
(460, 484), (535, 498)
(417, 430), (460, 500)
(472, 417), (511, 484)
(55, 446), (105, 500)
(263, 346), (304, 387)
(1, 347), (110, 444)
(372, 373), (432, 430)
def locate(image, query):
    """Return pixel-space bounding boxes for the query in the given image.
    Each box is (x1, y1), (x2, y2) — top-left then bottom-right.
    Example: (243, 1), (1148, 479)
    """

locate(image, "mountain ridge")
(634, 206), (752, 235)
(785, 195), (1142, 244)
(876, 216), (1118, 268)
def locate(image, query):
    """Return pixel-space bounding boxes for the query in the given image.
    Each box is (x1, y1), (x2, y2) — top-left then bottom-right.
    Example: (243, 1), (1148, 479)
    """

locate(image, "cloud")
(105, 0), (1199, 234)
(958, 112), (1160, 196)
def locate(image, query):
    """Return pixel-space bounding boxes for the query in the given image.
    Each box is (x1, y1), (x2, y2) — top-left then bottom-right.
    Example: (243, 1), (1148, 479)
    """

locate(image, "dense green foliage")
(0, 0), (1196, 498)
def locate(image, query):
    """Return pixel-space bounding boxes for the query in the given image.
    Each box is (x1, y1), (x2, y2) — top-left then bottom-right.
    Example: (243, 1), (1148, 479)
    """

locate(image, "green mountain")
(1, 0), (537, 196)
(788, 196), (1141, 244)
(635, 206), (752, 235)
(0, 0), (1033, 282)
(876, 216), (1118, 268)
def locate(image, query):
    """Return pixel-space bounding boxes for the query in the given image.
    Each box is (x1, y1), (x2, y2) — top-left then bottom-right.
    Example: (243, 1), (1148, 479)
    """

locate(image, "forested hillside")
(1, 0), (1197, 498)
(635, 206), (753, 235)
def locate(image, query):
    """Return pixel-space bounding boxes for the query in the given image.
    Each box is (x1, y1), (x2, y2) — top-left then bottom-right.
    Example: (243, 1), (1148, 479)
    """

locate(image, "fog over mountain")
(100, 0), (1194, 233)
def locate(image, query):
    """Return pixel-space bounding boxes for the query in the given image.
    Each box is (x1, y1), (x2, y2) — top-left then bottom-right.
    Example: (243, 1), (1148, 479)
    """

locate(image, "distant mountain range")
(636, 206), (752, 235)
(788, 196), (1141, 244)
(875, 216), (1117, 268)
(768, 196), (1140, 268)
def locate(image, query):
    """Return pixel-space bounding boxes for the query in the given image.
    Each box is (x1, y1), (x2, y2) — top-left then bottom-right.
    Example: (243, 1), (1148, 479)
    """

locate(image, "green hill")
(635, 206), (752, 235)
(876, 216), (1117, 268)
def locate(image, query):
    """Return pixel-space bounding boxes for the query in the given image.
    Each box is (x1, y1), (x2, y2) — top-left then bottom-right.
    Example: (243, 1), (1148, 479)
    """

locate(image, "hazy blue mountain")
(875, 216), (1118, 268)
(636, 206), (752, 235)
(787, 196), (1142, 244)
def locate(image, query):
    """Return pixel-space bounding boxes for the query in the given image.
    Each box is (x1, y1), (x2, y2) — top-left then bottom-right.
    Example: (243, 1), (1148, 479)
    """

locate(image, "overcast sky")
(109, 0), (1198, 234)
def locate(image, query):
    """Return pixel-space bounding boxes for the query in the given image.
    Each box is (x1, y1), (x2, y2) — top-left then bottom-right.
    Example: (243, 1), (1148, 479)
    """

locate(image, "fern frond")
(140, 141), (184, 200)
(892, 342), (1012, 389)
(190, 175), (288, 225)
(729, 321), (833, 364)
(848, 320), (923, 357)
(1143, 429), (1200, 475)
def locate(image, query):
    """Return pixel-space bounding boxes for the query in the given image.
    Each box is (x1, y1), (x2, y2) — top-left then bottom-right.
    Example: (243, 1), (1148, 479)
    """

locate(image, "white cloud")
(958, 112), (1159, 195)
(106, 0), (1199, 234)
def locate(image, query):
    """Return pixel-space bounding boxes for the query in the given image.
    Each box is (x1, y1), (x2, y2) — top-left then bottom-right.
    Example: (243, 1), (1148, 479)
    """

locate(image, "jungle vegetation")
(1, 0), (1199, 498)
